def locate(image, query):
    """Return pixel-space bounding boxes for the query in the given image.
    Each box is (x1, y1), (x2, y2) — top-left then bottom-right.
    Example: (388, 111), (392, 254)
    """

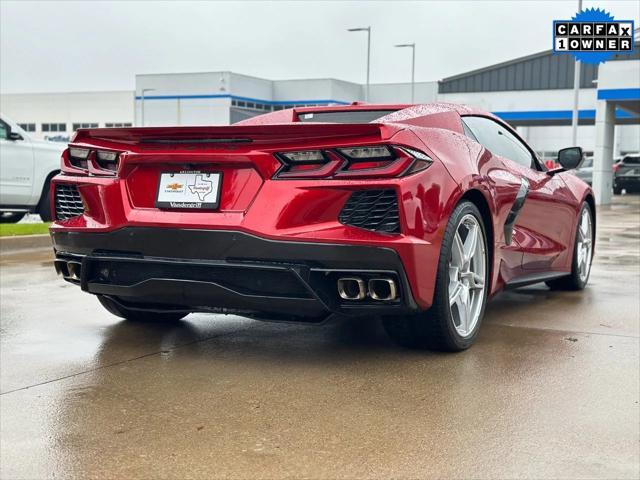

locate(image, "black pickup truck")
(613, 153), (640, 194)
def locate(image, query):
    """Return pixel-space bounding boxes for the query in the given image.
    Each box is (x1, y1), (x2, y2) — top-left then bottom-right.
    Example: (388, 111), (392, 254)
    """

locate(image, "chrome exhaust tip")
(67, 261), (82, 281)
(368, 278), (398, 301)
(337, 277), (366, 300)
(54, 259), (68, 277)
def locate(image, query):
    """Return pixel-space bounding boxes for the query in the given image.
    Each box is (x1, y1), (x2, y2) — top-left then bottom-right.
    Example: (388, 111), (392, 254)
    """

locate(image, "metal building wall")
(439, 52), (601, 93)
(439, 47), (640, 94)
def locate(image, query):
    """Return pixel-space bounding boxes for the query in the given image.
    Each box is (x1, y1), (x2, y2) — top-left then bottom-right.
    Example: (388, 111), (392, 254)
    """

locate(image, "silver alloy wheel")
(448, 214), (486, 338)
(576, 207), (593, 282)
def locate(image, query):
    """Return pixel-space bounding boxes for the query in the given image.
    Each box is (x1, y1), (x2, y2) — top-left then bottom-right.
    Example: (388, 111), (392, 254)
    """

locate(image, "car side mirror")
(557, 147), (583, 170)
(548, 147), (584, 175)
(8, 131), (23, 141)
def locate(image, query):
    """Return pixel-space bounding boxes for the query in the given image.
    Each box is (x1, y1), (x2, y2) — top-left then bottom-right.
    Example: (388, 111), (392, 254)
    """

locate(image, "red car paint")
(49, 103), (594, 311)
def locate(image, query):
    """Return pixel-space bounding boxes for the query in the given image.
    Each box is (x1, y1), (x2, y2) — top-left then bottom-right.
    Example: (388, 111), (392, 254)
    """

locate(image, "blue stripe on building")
(596, 88), (640, 101)
(134, 93), (350, 105)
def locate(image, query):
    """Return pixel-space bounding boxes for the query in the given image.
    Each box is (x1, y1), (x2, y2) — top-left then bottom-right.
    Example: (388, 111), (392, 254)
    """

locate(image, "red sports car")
(49, 103), (594, 351)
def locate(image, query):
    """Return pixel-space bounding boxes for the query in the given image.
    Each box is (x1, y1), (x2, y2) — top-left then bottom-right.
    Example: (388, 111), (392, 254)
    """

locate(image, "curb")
(0, 234), (52, 253)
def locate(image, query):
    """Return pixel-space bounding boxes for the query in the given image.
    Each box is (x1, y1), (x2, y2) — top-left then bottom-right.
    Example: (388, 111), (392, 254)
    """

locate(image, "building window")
(232, 101), (275, 112)
(18, 123), (36, 132)
(72, 122), (98, 130)
(42, 123), (66, 132)
(104, 122), (132, 128)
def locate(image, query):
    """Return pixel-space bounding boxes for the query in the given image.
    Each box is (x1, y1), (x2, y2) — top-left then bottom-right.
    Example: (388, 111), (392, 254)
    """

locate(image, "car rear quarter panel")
(414, 127), (538, 295)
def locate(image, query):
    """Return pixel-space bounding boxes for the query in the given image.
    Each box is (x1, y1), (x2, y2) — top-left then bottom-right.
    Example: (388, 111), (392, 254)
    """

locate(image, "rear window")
(297, 110), (397, 123)
(622, 154), (640, 165)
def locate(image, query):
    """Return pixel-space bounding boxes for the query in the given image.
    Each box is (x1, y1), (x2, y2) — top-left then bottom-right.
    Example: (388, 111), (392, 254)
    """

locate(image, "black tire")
(613, 185), (623, 195)
(97, 295), (188, 322)
(37, 182), (53, 222)
(383, 201), (489, 352)
(546, 202), (594, 291)
(0, 212), (26, 223)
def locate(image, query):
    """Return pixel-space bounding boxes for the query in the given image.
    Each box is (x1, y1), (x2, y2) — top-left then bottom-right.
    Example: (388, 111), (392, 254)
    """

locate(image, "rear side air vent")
(339, 189), (400, 234)
(55, 184), (85, 220)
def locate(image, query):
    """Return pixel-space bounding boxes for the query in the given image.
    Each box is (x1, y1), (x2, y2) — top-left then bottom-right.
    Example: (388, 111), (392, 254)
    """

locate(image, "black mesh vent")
(55, 184), (85, 220)
(339, 190), (400, 234)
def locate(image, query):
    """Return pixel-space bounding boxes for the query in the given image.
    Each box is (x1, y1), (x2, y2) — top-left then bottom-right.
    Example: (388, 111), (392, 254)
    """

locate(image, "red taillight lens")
(345, 160), (391, 171)
(613, 163), (620, 172)
(274, 145), (432, 179)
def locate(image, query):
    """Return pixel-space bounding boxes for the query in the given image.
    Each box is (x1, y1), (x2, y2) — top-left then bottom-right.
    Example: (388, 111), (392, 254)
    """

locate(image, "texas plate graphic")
(188, 174), (213, 201)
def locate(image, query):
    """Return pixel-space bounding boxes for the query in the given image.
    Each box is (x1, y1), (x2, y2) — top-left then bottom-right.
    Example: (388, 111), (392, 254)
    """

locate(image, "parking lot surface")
(1, 196), (639, 479)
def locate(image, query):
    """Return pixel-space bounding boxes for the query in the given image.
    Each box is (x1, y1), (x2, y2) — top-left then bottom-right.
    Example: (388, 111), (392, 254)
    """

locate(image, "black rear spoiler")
(73, 123), (386, 145)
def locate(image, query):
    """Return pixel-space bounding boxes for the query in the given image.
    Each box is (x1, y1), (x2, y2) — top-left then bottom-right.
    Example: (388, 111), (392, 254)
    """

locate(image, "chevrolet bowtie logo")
(167, 183), (183, 190)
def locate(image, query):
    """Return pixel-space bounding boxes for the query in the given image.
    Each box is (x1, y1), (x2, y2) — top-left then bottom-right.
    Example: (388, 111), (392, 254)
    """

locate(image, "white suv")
(0, 114), (65, 222)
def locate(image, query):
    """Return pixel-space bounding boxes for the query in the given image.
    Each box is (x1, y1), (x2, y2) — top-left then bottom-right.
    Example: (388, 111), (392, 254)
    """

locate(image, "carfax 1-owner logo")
(553, 7), (634, 64)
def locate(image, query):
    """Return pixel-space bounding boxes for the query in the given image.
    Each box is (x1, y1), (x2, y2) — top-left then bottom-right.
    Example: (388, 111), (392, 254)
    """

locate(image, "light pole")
(395, 43), (416, 103)
(140, 88), (156, 126)
(348, 26), (371, 102)
(571, 0), (583, 146)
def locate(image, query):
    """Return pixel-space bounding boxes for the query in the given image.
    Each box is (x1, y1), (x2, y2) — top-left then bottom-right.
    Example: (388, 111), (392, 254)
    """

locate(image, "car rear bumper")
(614, 176), (640, 190)
(51, 227), (421, 322)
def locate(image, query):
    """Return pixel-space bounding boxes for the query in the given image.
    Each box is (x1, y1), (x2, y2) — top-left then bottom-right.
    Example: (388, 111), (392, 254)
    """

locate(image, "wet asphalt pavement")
(1, 196), (639, 479)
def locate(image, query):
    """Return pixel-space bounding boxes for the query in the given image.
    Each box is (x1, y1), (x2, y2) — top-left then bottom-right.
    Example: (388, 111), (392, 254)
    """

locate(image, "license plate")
(155, 171), (222, 209)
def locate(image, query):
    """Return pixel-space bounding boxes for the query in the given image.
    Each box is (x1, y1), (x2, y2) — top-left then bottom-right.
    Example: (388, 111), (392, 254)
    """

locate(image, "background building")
(0, 91), (134, 141)
(437, 47), (640, 160)
(1, 47), (638, 161)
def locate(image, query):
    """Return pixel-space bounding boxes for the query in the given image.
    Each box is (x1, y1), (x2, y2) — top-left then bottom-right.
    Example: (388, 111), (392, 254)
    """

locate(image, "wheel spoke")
(455, 287), (470, 332)
(451, 231), (464, 268)
(577, 246), (584, 267)
(583, 246), (590, 269)
(580, 212), (589, 237)
(450, 281), (464, 306)
(463, 223), (478, 264)
(449, 266), (459, 283)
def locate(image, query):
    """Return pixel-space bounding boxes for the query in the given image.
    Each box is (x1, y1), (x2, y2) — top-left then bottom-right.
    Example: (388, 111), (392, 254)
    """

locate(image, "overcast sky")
(1, 0), (638, 94)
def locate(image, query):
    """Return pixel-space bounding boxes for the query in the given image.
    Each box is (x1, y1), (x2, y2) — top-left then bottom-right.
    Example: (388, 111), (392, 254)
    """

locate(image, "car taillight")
(95, 150), (120, 172)
(274, 145), (432, 179)
(62, 147), (121, 176)
(337, 146), (394, 160)
(613, 163), (620, 172)
(68, 148), (90, 170)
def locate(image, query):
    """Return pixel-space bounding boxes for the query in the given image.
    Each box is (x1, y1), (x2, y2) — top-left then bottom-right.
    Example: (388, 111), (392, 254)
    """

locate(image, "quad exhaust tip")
(54, 259), (82, 282)
(337, 277), (398, 302)
(368, 278), (398, 301)
(337, 277), (367, 301)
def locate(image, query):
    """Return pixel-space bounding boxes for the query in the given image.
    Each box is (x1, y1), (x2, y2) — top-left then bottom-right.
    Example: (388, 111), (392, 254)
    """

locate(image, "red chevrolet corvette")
(49, 103), (595, 351)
